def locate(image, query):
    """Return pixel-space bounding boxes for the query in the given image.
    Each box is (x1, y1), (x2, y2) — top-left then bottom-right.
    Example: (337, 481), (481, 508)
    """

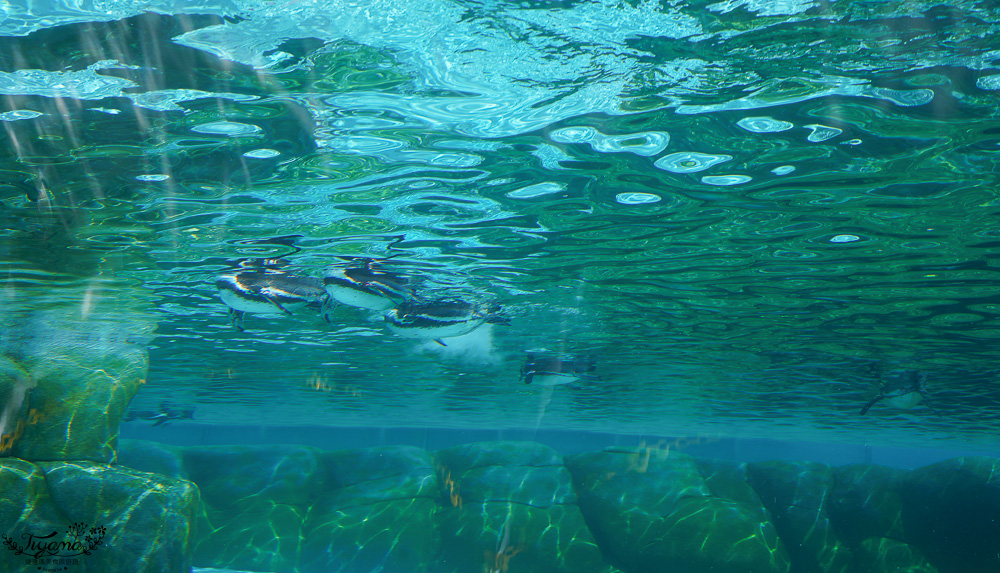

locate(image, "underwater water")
(1, 1), (1000, 572)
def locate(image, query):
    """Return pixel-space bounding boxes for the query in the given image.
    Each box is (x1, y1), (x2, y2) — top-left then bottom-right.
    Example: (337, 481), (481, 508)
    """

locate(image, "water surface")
(1, 0), (999, 451)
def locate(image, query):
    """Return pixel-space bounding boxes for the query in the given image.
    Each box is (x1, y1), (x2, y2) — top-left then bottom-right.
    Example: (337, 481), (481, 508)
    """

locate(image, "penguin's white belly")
(884, 392), (923, 410)
(219, 290), (306, 314)
(325, 286), (394, 310)
(386, 319), (484, 339)
(529, 373), (580, 387)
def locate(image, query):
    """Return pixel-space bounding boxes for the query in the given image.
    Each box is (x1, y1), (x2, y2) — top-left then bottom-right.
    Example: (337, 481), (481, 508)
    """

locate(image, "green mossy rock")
(435, 440), (563, 470)
(300, 446), (440, 573)
(857, 537), (937, 573)
(0, 357), (33, 457)
(436, 501), (607, 573)
(183, 445), (322, 572)
(694, 457), (771, 510)
(116, 439), (187, 479)
(746, 460), (853, 573)
(567, 449), (788, 573)
(302, 497), (438, 573)
(828, 464), (907, 544)
(435, 442), (608, 573)
(899, 456), (1000, 573)
(0, 458), (198, 573)
(194, 501), (304, 573)
(319, 445), (438, 505)
(10, 347), (147, 463)
(182, 444), (322, 512)
(0, 458), (67, 546)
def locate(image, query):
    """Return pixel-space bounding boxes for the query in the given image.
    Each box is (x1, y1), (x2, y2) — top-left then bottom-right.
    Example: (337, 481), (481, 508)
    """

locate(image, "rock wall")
(0, 458), (199, 573)
(111, 439), (1000, 573)
(0, 270), (172, 573)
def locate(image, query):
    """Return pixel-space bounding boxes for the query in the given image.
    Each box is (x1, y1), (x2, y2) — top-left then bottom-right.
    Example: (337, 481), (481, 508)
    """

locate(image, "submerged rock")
(857, 537), (938, 573)
(299, 445), (440, 573)
(0, 457), (198, 573)
(435, 441), (609, 573)
(899, 456), (1000, 573)
(746, 460), (853, 573)
(2, 347), (147, 463)
(182, 444), (322, 573)
(568, 448), (789, 573)
(182, 444), (321, 511)
(828, 464), (908, 543)
(96, 439), (1000, 573)
(117, 439), (187, 479)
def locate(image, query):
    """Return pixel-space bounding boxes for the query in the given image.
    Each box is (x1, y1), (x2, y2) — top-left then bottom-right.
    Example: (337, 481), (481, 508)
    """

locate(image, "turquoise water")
(2, 3), (1000, 456)
(3, 3), (1000, 573)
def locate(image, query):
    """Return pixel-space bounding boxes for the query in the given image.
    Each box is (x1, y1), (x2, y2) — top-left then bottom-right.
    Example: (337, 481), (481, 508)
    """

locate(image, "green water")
(1, 1), (999, 450)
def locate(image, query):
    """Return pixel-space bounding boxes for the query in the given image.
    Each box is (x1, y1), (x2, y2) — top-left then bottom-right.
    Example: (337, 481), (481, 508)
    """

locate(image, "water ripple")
(550, 126), (669, 156)
(701, 174), (752, 186)
(654, 152), (732, 173)
(507, 182), (564, 199)
(737, 116), (794, 133)
(804, 124), (842, 142)
(191, 121), (263, 137)
(615, 192), (661, 205)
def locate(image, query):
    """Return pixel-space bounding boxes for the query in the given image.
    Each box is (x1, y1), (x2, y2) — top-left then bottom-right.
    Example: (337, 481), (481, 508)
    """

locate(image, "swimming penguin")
(215, 268), (330, 331)
(520, 353), (598, 386)
(123, 402), (195, 426)
(860, 369), (935, 415)
(384, 300), (508, 345)
(323, 259), (413, 311)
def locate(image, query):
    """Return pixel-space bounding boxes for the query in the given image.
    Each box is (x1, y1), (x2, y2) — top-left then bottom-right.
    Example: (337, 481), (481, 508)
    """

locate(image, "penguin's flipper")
(265, 297), (293, 315)
(368, 281), (410, 303)
(859, 395), (882, 415)
(523, 372), (534, 385)
(434, 339), (448, 347)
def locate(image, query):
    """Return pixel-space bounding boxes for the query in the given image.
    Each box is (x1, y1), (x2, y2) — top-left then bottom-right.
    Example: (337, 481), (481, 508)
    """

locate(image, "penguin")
(520, 353), (598, 386)
(384, 300), (508, 345)
(322, 258), (413, 311)
(215, 268), (330, 331)
(860, 369), (934, 415)
(123, 402), (195, 426)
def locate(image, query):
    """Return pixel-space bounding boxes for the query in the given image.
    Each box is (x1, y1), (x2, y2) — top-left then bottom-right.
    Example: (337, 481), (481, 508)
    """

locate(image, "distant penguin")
(520, 353), (598, 386)
(215, 268), (329, 331)
(860, 369), (934, 415)
(384, 300), (508, 346)
(323, 259), (413, 311)
(123, 402), (194, 426)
